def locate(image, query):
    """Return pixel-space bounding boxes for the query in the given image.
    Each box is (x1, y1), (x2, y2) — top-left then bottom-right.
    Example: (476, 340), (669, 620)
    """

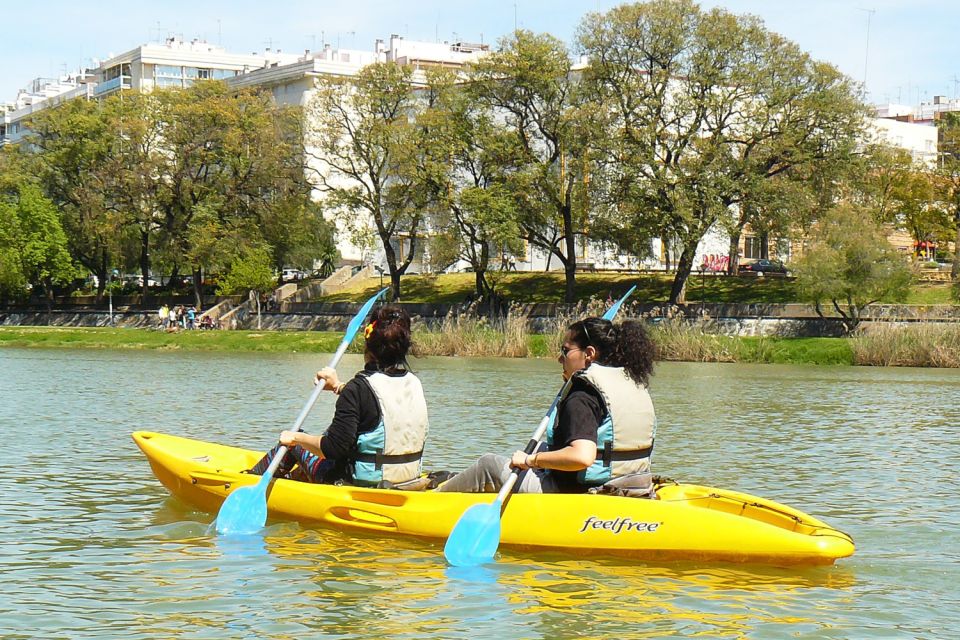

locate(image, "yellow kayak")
(132, 431), (854, 565)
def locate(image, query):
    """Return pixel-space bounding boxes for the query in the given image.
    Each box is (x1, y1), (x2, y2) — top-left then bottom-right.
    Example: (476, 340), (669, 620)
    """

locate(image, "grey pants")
(436, 453), (560, 493)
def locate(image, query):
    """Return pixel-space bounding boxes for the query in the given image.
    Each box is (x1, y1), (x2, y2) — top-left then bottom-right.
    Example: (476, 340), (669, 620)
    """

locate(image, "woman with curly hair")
(249, 305), (429, 487)
(438, 316), (656, 494)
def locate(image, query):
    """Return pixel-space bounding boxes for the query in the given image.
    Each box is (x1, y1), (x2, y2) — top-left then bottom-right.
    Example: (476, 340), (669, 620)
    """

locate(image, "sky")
(3, 0), (959, 106)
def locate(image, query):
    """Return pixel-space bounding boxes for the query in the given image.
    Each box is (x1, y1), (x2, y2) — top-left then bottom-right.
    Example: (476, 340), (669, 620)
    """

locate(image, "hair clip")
(364, 321), (377, 339)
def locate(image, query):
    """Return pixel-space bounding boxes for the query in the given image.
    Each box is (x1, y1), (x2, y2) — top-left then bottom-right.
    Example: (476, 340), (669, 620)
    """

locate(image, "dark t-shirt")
(550, 377), (605, 493)
(318, 363), (409, 482)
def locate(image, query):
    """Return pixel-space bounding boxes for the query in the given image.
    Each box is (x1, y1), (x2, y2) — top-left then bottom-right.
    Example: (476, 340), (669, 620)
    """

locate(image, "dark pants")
(250, 444), (334, 483)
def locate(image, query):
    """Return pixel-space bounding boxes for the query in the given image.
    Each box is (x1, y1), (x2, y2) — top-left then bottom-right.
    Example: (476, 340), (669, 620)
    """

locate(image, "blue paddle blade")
(215, 476), (269, 536)
(443, 499), (504, 567)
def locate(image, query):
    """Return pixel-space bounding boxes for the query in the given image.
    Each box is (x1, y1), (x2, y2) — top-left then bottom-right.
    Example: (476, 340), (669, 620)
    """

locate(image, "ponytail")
(567, 317), (655, 387)
(365, 305), (413, 370)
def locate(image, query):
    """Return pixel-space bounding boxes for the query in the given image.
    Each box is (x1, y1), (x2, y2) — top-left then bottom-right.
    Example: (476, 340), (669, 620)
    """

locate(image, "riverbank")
(6, 323), (959, 366)
(0, 325), (864, 366)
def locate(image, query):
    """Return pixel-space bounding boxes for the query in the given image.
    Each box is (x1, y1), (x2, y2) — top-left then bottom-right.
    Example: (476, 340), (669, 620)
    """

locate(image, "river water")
(1, 348), (957, 638)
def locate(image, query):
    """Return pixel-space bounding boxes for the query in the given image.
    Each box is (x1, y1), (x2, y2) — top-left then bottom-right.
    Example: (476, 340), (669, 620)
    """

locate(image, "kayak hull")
(132, 431), (854, 565)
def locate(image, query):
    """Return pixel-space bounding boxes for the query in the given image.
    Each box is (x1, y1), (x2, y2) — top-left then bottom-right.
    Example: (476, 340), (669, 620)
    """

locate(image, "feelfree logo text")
(580, 516), (661, 534)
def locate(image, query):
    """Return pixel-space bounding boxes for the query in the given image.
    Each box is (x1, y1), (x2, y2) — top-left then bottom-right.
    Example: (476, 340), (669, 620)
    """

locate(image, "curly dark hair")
(364, 304), (413, 370)
(567, 317), (655, 387)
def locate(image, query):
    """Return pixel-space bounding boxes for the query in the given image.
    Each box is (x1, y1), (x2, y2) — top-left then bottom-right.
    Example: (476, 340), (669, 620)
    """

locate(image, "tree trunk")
(44, 277), (54, 316)
(668, 245), (698, 305)
(562, 200), (578, 303)
(564, 260), (577, 304)
(727, 228), (742, 275)
(139, 230), (150, 300)
(953, 209), (960, 279)
(94, 251), (108, 303)
(192, 266), (202, 309)
(380, 233), (402, 301)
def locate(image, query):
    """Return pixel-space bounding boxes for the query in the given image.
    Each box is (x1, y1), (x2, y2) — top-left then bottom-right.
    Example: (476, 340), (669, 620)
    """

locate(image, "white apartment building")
(870, 113), (938, 167)
(1, 74), (97, 145)
(1, 37), (297, 146)
(93, 37), (299, 98)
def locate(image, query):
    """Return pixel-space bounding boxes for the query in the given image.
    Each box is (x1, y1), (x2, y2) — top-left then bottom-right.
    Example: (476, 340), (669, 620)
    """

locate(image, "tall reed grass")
(414, 303), (530, 357)
(850, 322), (960, 367)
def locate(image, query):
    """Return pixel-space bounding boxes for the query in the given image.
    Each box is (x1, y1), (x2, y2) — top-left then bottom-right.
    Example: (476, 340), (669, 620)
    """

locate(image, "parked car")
(281, 268), (308, 282)
(738, 259), (788, 275)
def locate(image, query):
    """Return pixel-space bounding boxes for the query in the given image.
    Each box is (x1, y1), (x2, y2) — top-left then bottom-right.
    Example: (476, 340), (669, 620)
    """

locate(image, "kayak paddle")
(215, 287), (389, 535)
(443, 285), (637, 566)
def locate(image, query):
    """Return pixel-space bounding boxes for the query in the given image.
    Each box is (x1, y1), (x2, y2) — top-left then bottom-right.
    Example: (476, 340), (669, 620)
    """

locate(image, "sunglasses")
(560, 345), (583, 358)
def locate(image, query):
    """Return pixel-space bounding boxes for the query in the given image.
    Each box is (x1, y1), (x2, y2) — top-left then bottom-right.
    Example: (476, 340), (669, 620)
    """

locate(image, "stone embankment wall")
(5, 302), (958, 337)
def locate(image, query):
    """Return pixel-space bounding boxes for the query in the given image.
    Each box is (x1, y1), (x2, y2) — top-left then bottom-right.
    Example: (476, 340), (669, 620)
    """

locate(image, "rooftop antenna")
(858, 7), (876, 93)
(952, 74), (960, 98)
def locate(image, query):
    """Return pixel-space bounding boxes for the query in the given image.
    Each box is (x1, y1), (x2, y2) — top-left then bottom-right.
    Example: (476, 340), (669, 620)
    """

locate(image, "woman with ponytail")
(438, 317), (656, 494)
(249, 305), (429, 487)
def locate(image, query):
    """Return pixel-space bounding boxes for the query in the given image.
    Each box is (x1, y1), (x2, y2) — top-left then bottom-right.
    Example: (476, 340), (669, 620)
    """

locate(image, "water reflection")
(2, 349), (958, 637)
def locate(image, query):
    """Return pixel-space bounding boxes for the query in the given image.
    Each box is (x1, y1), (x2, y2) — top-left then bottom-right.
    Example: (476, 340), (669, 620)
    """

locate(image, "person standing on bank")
(438, 317), (656, 494)
(249, 305), (429, 487)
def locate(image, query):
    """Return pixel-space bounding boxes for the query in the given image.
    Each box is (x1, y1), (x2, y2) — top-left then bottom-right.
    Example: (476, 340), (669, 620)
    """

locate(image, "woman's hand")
(279, 430), (300, 447)
(511, 450), (539, 470)
(315, 367), (340, 392)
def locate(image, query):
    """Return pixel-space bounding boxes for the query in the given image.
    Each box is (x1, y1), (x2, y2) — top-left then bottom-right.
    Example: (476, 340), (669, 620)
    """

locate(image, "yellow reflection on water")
(134, 502), (857, 638)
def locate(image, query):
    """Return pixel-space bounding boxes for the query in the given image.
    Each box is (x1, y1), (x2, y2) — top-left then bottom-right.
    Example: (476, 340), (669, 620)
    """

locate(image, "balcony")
(94, 76), (132, 96)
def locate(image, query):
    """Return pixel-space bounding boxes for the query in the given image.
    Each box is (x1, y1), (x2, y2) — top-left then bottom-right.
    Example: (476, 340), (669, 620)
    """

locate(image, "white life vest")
(353, 371), (429, 486)
(559, 363), (656, 486)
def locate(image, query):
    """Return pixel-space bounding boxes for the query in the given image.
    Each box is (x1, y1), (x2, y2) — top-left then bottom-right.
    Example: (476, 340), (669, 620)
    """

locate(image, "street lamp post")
(375, 265), (384, 289)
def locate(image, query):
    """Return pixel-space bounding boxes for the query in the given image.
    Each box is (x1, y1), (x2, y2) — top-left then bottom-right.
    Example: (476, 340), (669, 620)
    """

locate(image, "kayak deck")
(132, 431), (855, 565)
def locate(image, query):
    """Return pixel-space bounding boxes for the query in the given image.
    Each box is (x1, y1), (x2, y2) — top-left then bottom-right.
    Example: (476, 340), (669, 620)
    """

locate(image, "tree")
(578, 0), (866, 303)
(28, 97), (122, 301)
(216, 245), (276, 330)
(155, 82), (314, 306)
(420, 70), (524, 299)
(0, 183), (76, 309)
(467, 30), (597, 303)
(306, 62), (425, 300)
(936, 112), (960, 279)
(794, 204), (913, 335)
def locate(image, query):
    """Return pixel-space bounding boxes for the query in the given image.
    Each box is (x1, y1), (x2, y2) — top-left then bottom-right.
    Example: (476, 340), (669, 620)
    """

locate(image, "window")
(196, 68), (211, 79)
(744, 236), (765, 260)
(155, 65), (182, 78)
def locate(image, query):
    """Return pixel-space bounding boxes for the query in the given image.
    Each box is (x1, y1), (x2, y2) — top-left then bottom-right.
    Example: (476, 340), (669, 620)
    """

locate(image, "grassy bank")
(0, 326), (346, 353)
(5, 323), (960, 367)
(0, 325), (854, 365)
(317, 272), (956, 305)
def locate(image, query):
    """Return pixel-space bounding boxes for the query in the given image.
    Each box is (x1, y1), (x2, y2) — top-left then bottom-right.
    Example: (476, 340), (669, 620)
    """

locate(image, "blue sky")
(3, 0), (958, 105)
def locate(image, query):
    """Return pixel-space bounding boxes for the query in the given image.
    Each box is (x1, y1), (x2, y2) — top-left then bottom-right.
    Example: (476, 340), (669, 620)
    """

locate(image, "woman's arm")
(511, 439), (595, 471)
(280, 430), (324, 458)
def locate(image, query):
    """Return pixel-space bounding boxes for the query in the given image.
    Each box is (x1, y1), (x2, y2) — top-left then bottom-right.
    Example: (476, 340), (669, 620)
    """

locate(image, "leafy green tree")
(216, 245), (276, 329)
(794, 204), (913, 334)
(420, 70), (524, 299)
(468, 30), (596, 303)
(306, 62), (425, 300)
(155, 83), (315, 305)
(936, 112), (960, 279)
(578, 0), (866, 303)
(27, 98), (121, 300)
(0, 183), (76, 308)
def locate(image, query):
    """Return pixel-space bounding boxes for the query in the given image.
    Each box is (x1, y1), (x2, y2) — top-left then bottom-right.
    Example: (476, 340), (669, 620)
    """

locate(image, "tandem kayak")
(132, 431), (854, 565)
